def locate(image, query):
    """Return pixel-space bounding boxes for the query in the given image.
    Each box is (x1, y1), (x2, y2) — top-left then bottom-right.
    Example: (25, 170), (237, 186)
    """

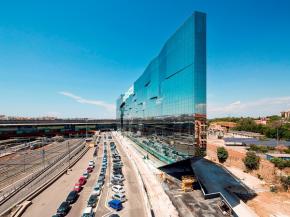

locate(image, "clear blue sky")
(0, 0), (289, 118)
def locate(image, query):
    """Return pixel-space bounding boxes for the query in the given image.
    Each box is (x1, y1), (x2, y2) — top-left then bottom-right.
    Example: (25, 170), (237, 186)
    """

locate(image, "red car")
(78, 176), (86, 186)
(74, 183), (82, 192)
(87, 167), (93, 173)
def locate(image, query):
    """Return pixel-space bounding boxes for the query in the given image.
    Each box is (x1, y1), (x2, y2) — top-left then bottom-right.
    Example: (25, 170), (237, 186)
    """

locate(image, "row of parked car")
(81, 138), (109, 217)
(52, 159), (95, 217)
(108, 141), (127, 211)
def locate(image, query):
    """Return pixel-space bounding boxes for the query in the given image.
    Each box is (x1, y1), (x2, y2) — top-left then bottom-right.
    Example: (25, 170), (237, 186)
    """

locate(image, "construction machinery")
(181, 175), (195, 192)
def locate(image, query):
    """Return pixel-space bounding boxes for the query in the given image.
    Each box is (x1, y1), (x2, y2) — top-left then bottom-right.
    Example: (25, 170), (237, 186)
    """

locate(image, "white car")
(112, 176), (125, 182)
(112, 193), (127, 202)
(82, 207), (94, 217)
(93, 185), (102, 196)
(113, 174), (124, 180)
(111, 185), (125, 194)
(89, 160), (95, 168)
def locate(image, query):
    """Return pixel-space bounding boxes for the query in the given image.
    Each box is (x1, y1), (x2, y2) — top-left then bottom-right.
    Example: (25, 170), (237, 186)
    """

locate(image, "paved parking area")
(94, 134), (147, 217)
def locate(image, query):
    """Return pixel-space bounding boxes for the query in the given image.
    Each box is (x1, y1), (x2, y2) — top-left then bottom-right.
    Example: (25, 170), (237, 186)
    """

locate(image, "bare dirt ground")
(247, 191), (290, 217)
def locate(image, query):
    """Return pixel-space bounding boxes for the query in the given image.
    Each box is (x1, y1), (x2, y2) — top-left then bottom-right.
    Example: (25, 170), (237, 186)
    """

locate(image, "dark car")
(87, 194), (98, 207)
(97, 178), (104, 186)
(66, 191), (78, 204)
(113, 168), (122, 173)
(111, 179), (124, 186)
(99, 174), (105, 181)
(57, 201), (70, 216)
(113, 172), (123, 176)
(109, 215), (120, 217)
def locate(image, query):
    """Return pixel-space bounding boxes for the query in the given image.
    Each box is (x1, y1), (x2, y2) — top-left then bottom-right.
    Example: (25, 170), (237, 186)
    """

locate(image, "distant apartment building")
(254, 117), (267, 125)
(281, 110), (290, 119)
(116, 12), (207, 160)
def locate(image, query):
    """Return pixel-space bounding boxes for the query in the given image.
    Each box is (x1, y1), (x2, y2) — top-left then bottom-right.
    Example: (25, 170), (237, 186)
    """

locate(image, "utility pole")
(67, 140), (71, 171)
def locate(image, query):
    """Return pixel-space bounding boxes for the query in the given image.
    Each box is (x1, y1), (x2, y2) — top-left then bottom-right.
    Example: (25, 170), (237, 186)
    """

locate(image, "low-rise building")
(266, 153), (290, 160)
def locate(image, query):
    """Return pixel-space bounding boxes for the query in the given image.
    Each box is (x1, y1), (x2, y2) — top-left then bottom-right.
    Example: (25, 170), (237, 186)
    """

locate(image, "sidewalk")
(113, 132), (179, 217)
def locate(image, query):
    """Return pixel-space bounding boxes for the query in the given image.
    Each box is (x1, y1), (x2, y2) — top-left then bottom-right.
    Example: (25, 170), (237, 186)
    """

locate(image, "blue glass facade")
(117, 12), (207, 160)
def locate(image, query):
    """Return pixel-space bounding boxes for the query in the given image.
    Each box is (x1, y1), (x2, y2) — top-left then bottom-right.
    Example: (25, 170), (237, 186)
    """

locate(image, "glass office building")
(117, 12), (206, 162)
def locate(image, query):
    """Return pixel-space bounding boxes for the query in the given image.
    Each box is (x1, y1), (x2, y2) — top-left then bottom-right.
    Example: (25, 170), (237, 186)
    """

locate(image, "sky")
(0, 0), (289, 119)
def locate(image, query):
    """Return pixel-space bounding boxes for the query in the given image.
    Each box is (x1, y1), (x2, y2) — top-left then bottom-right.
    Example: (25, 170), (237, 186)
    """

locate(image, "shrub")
(270, 158), (290, 170)
(257, 174), (263, 180)
(271, 158), (286, 169)
(217, 147), (229, 163)
(270, 185), (278, 193)
(243, 151), (260, 170)
(195, 147), (206, 157)
(280, 176), (290, 191)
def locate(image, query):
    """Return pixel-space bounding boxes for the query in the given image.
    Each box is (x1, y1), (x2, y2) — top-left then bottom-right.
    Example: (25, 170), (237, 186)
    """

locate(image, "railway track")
(0, 139), (87, 215)
(0, 139), (83, 190)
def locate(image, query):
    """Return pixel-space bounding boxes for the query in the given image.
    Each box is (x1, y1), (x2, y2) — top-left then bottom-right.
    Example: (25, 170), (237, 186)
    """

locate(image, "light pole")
(86, 118), (88, 139)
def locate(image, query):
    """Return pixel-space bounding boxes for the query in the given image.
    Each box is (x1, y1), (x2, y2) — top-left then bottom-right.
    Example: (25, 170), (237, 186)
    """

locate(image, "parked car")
(81, 207), (94, 217)
(93, 184), (102, 195)
(97, 178), (104, 186)
(89, 160), (95, 167)
(109, 214), (120, 217)
(87, 167), (93, 173)
(113, 162), (123, 167)
(113, 165), (122, 170)
(112, 185), (125, 194)
(93, 150), (98, 157)
(79, 177), (86, 186)
(74, 183), (82, 192)
(112, 175), (125, 182)
(66, 191), (78, 204)
(112, 193), (127, 202)
(100, 170), (106, 176)
(111, 179), (124, 186)
(112, 170), (123, 176)
(87, 194), (98, 207)
(57, 201), (70, 216)
(112, 158), (121, 163)
(113, 174), (124, 180)
(83, 171), (89, 179)
(108, 199), (123, 211)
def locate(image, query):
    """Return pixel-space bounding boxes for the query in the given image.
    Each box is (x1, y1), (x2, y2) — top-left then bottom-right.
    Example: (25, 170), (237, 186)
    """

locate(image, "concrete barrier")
(11, 201), (32, 217)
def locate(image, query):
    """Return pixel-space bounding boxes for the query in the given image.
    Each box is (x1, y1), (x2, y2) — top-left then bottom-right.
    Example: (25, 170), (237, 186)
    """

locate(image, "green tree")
(243, 151), (260, 170)
(217, 147), (229, 163)
(194, 147), (206, 157)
